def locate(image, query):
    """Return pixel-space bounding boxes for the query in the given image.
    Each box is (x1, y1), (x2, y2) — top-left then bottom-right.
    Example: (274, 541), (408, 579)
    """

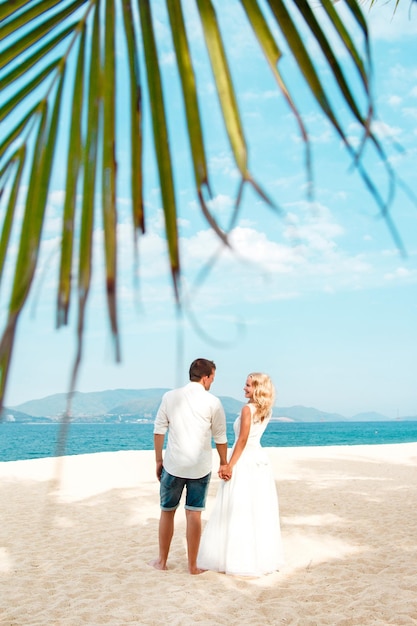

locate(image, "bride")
(197, 372), (284, 577)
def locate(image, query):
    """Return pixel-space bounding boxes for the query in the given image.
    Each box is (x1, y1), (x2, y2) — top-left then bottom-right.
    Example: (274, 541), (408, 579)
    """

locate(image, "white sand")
(1, 443), (416, 625)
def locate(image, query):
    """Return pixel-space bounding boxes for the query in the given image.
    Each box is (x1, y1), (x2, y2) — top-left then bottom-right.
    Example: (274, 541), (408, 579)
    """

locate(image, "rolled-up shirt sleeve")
(154, 396), (169, 435)
(211, 401), (227, 444)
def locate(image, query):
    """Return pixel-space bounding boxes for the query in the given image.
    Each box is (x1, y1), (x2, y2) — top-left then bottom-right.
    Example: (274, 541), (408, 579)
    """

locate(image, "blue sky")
(2, 0), (417, 417)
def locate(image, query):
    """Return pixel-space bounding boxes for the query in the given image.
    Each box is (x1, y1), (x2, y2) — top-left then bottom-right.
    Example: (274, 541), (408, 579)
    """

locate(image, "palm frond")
(121, 0), (144, 234)
(0, 0), (409, 411)
(139, 0), (180, 295)
(56, 24), (86, 328)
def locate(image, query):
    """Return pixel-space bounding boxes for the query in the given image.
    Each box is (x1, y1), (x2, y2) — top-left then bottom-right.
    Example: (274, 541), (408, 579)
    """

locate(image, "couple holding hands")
(148, 358), (284, 577)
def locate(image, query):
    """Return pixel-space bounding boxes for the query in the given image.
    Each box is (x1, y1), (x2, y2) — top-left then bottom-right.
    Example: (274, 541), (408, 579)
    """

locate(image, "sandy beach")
(1, 443), (416, 625)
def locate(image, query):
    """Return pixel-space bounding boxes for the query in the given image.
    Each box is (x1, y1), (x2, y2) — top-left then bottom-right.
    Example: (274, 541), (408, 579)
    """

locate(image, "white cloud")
(384, 266), (413, 281)
(229, 226), (303, 274)
(243, 90), (279, 102)
(366, 2), (417, 41)
(48, 190), (66, 207)
(382, 248), (401, 257)
(387, 95), (402, 107)
(270, 172), (304, 190)
(389, 64), (417, 82)
(403, 107), (417, 121)
(197, 80), (216, 97)
(209, 152), (240, 179)
(283, 203), (344, 248)
(170, 201), (385, 308)
(152, 10), (172, 47)
(160, 51), (175, 66)
(371, 119), (402, 140)
(308, 128), (333, 145)
(298, 112), (333, 145)
(206, 193), (234, 214)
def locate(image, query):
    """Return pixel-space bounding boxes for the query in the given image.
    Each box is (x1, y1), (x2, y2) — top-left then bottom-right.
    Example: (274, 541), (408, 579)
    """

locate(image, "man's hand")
(218, 464), (232, 481)
(156, 460), (163, 481)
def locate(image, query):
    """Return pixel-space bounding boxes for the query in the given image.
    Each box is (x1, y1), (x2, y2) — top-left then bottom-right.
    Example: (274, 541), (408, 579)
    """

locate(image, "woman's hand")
(218, 464), (232, 481)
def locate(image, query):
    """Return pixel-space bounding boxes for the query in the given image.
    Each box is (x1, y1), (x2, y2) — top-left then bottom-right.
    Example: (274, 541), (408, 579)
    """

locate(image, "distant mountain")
(5, 388), (415, 423)
(272, 405), (346, 423)
(350, 411), (390, 422)
(13, 388), (169, 419)
(0, 407), (49, 423)
(218, 396), (245, 418)
(109, 398), (162, 419)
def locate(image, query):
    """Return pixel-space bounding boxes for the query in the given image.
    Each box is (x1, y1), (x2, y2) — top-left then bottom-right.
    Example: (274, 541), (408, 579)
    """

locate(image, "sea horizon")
(1, 420), (417, 463)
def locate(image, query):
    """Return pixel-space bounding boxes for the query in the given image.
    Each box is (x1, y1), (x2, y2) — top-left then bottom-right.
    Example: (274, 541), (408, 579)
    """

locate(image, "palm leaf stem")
(167, 0), (229, 244)
(120, 0), (144, 234)
(102, 0), (120, 360)
(56, 23), (87, 328)
(138, 0), (180, 298)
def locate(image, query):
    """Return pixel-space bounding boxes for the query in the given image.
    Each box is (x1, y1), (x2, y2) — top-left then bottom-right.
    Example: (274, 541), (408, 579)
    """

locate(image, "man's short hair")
(189, 358), (216, 382)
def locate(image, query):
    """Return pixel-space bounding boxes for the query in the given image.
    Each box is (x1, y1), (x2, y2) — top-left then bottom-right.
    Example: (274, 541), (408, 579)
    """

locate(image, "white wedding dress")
(198, 403), (284, 576)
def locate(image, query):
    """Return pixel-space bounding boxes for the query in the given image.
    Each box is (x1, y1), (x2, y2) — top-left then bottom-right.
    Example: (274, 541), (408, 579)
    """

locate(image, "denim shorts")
(159, 469), (211, 511)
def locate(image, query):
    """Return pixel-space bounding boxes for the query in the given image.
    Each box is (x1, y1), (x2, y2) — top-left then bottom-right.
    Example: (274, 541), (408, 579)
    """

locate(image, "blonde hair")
(248, 372), (275, 422)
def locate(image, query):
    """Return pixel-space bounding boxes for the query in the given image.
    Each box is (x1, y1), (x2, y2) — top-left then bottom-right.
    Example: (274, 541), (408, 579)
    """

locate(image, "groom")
(149, 358), (228, 575)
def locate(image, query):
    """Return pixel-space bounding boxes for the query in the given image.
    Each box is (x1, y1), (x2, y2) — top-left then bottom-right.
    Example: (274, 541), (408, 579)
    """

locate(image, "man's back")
(154, 382), (227, 479)
(150, 359), (229, 574)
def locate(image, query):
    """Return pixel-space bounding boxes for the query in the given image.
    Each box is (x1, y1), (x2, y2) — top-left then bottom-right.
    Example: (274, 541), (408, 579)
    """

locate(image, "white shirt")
(153, 382), (227, 479)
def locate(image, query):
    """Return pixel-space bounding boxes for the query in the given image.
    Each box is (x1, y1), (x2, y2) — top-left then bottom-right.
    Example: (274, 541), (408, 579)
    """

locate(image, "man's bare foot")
(148, 558), (168, 571)
(189, 566), (206, 575)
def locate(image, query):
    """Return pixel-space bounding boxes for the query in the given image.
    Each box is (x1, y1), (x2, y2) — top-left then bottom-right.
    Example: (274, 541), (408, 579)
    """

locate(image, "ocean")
(1, 420), (417, 462)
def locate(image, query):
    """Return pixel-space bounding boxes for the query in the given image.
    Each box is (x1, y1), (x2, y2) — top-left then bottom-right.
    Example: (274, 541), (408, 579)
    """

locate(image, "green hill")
(9, 389), (413, 423)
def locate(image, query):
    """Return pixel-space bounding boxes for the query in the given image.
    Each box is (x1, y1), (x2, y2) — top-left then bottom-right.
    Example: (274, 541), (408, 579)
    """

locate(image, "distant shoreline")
(4, 388), (416, 423)
(1, 420), (417, 463)
(7, 415), (417, 423)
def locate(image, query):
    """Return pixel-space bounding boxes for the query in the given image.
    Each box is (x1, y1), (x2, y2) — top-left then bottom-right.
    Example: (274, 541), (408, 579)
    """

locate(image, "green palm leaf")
(56, 25), (86, 328)
(0, 147), (26, 283)
(0, 60), (60, 122)
(0, 103), (40, 160)
(0, 0), (411, 411)
(0, 65), (65, 400)
(102, 0), (120, 359)
(240, 0), (312, 194)
(1, 24), (75, 90)
(0, 0), (33, 22)
(121, 0), (144, 234)
(72, 1), (101, 393)
(139, 0), (180, 294)
(0, 0), (86, 69)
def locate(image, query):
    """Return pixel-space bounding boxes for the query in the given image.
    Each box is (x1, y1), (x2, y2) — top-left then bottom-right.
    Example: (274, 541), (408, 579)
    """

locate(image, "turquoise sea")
(1, 420), (417, 462)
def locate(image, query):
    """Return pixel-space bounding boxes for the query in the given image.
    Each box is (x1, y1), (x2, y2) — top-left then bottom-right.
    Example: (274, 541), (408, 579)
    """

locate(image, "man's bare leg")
(185, 509), (205, 575)
(148, 509), (176, 570)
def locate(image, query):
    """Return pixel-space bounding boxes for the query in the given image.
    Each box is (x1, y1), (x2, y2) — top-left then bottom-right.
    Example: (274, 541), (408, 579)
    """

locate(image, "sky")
(2, 0), (417, 418)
